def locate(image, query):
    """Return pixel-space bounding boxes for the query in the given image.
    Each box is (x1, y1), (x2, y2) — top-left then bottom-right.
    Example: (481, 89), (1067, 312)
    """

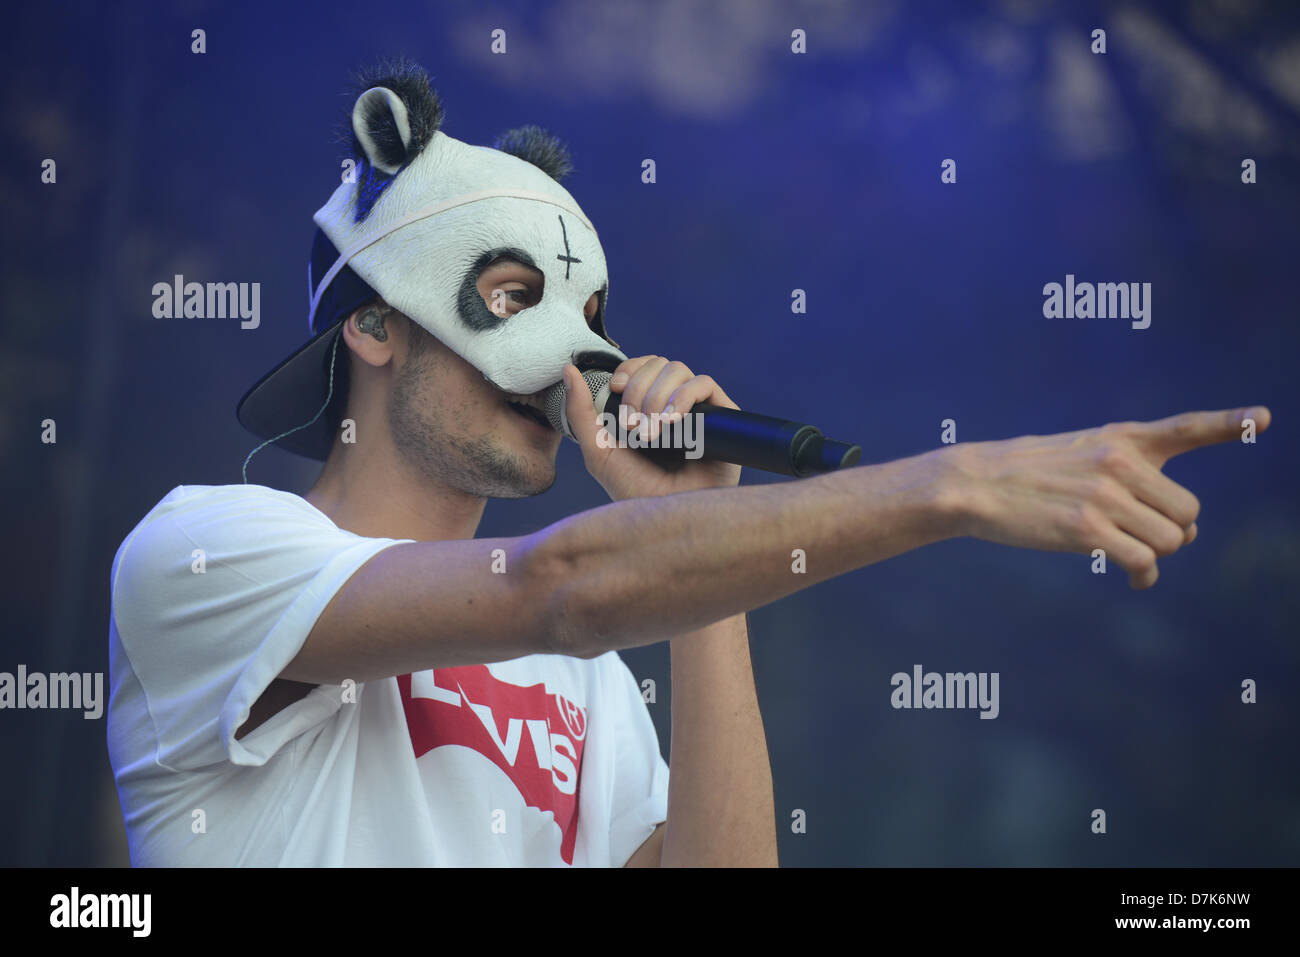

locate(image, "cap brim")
(236, 317), (346, 462)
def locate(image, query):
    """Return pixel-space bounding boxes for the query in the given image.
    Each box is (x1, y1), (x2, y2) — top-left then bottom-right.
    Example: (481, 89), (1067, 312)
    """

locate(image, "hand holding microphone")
(546, 355), (862, 501)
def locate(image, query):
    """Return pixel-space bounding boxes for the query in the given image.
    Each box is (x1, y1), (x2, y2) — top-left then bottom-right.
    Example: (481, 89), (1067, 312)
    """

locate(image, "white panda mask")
(311, 78), (625, 399)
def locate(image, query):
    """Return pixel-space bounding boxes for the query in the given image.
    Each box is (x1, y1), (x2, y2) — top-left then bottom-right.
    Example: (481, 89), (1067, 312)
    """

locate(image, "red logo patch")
(397, 666), (587, 864)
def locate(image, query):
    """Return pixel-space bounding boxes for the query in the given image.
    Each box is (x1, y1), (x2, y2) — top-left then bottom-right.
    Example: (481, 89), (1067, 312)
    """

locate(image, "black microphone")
(541, 368), (862, 478)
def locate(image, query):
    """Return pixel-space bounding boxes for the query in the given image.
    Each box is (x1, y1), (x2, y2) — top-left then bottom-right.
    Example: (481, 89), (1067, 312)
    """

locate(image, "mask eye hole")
(478, 257), (544, 318)
(587, 287), (616, 346)
(583, 292), (601, 330)
(487, 282), (539, 317)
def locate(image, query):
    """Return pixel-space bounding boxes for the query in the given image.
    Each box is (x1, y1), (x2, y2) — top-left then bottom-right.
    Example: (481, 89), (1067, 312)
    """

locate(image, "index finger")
(1133, 406), (1270, 462)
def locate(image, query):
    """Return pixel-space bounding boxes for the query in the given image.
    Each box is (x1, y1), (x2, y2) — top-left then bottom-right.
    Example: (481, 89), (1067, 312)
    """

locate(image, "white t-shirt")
(107, 484), (669, 867)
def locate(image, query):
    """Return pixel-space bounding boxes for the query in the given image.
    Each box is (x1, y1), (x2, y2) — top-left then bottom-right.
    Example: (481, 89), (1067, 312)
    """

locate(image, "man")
(106, 57), (1270, 867)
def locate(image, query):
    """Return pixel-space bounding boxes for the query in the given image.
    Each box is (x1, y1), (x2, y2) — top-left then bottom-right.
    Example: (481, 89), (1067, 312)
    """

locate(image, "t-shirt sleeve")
(601, 651), (670, 866)
(110, 486), (413, 772)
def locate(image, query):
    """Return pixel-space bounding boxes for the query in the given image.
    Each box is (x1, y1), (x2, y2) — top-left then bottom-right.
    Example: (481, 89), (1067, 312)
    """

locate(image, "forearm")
(531, 448), (962, 657)
(660, 613), (776, 866)
(287, 450), (961, 685)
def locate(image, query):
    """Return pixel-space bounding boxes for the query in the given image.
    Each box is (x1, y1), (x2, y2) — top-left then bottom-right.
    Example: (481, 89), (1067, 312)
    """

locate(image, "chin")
(498, 473), (557, 499)
(488, 457), (557, 499)
(483, 429), (560, 499)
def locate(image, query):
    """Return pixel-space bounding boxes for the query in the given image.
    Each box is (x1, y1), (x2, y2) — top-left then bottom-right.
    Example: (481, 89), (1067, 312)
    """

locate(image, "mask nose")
(572, 349), (623, 373)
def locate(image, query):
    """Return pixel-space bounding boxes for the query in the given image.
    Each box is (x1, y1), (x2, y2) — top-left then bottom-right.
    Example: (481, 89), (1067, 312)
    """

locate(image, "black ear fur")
(335, 55), (444, 222)
(492, 125), (575, 182)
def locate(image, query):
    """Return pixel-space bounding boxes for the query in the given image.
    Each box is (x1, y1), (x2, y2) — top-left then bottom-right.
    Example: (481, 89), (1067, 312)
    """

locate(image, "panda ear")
(493, 125), (574, 182)
(352, 87), (414, 175)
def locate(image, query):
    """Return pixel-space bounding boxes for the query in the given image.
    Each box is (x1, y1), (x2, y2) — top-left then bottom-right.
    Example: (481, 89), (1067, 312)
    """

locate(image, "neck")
(303, 435), (487, 543)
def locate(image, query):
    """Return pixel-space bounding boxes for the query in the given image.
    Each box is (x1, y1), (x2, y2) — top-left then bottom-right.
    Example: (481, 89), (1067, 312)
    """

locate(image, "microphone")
(541, 368), (862, 478)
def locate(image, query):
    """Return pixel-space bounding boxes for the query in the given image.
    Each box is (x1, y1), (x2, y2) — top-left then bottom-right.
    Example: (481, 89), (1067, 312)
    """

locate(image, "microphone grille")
(543, 368), (613, 436)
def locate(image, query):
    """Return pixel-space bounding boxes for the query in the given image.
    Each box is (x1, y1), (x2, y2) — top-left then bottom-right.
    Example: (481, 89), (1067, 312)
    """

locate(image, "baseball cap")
(235, 228), (380, 462)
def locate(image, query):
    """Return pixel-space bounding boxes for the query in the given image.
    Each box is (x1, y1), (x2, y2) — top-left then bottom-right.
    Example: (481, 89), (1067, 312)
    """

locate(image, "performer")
(106, 56), (1269, 867)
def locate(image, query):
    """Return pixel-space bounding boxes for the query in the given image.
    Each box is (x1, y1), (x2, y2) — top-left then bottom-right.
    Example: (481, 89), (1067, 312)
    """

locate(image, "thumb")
(562, 364), (608, 464)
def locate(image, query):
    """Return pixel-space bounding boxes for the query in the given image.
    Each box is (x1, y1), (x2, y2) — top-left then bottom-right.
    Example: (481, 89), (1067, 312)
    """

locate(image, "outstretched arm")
(284, 398), (1270, 678)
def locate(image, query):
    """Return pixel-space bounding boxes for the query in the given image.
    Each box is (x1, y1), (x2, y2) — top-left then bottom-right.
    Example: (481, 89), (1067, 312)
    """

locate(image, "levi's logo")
(397, 665), (588, 864)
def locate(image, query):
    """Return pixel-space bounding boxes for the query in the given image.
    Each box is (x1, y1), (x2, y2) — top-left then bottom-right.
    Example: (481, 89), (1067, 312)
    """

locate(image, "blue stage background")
(0, 0), (1295, 865)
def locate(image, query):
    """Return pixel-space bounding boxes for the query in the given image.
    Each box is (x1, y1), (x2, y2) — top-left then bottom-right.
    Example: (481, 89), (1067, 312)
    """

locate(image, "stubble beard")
(387, 346), (557, 499)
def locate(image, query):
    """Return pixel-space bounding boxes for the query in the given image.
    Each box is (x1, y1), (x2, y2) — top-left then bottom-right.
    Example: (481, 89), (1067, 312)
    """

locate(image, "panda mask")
(236, 59), (626, 462)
